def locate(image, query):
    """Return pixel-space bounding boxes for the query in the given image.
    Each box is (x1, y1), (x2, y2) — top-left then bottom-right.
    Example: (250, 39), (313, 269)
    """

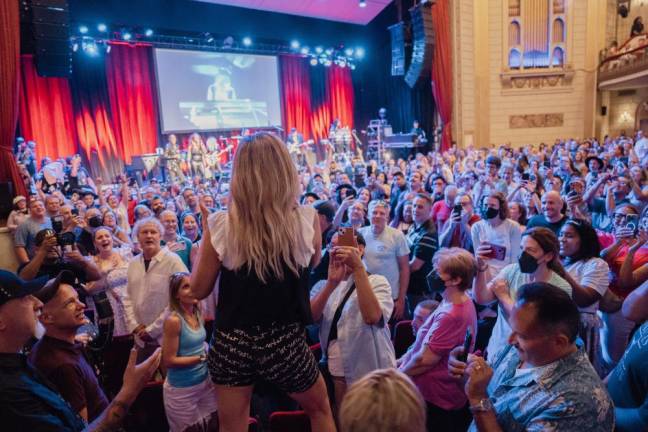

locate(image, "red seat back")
(269, 411), (311, 432)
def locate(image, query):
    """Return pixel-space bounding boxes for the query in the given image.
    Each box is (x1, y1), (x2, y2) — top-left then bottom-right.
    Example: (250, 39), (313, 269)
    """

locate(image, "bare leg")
(332, 376), (348, 419)
(289, 375), (336, 432)
(213, 384), (253, 432)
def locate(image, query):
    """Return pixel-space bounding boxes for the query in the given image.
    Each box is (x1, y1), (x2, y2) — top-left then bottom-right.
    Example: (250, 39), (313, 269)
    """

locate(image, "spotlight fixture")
(122, 31), (132, 41)
(344, 47), (354, 56)
(355, 47), (365, 58)
(97, 23), (107, 32)
(349, 63), (356, 70)
(72, 42), (79, 52)
(79, 25), (88, 34)
(300, 46), (310, 55)
(310, 57), (318, 66)
(325, 48), (334, 55)
(242, 37), (252, 46)
(290, 40), (300, 49)
(106, 44), (111, 53)
(144, 28), (154, 37)
(204, 32), (214, 43)
(359, 0), (367, 8)
(315, 46), (323, 54)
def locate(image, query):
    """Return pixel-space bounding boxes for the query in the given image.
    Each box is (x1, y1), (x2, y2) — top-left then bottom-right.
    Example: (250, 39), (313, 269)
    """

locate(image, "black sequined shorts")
(207, 322), (319, 394)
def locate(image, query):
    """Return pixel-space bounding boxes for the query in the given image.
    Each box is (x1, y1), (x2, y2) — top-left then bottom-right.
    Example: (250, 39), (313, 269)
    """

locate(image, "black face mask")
(482, 207), (499, 220)
(88, 216), (102, 228)
(426, 270), (446, 293)
(518, 251), (540, 274)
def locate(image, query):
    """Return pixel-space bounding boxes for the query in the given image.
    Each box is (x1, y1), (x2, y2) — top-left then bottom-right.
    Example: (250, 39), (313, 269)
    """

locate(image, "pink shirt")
(431, 200), (452, 232)
(406, 298), (477, 410)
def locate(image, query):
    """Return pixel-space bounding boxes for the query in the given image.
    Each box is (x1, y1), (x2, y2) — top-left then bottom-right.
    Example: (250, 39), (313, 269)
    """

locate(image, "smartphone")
(626, 214), (639, 235)
(337, 227), (357, 247)
(490, 244), (507, 261)
(71, 208), (79, 216)
(521, 172), (530, 181)
(453, 204), (462, 215)
(457, 327), (472, 363)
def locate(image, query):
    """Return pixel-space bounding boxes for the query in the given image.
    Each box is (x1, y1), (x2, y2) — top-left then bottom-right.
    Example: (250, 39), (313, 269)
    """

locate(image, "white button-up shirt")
(124, 247), (188, 340)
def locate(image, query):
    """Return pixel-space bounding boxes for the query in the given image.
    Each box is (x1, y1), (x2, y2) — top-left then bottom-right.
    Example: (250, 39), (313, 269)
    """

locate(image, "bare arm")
(310, 209), (322, 268)
(400, 345), (442, 377)
(352, 265), (383, 325)
(409, 257), (425, 272)
(397, 254), (410, 304)
(561, 270), (603, 308)
(162, 314), (204, 368)
(190, 206), (222, 300)
(15, 246), (29, 265)
(622, 278), (648, 323)
(310, 281), (336, 322)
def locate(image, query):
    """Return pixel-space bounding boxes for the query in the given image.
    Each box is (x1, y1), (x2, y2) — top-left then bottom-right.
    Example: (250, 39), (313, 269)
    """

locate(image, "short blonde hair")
(339, 368), (426, 432)
(433, 247), (477, 291)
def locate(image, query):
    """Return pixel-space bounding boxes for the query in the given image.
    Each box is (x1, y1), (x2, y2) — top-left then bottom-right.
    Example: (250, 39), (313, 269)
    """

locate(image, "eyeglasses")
(614, 213), (638, 220)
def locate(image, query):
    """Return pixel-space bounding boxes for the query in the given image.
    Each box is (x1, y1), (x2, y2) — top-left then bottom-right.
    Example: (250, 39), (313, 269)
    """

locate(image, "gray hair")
(368, 199), (390, 215)
(132, 216), (164, 239)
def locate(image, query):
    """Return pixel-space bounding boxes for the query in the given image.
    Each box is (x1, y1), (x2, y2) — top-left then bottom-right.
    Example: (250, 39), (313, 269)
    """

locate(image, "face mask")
(426, 270), (446, 292)
(88, 215), (102, 228)
(482, 207), (499, 220)
(518, 251), (540, 274)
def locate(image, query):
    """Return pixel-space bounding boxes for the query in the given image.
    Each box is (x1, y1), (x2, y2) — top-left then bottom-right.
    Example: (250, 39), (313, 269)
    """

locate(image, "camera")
(46, 218), (77, 251)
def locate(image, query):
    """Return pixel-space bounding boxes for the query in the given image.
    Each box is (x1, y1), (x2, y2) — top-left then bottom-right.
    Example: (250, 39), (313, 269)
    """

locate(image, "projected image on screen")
(154, 48), (282, 132)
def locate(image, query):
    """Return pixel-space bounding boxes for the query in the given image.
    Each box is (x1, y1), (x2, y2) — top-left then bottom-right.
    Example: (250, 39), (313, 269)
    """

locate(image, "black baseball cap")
(0, 270), (49, 307)
(34, 270), (78, 304)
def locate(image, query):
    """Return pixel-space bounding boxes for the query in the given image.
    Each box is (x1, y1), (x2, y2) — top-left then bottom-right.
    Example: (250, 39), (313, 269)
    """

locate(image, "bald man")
(526, 190), (567, 235)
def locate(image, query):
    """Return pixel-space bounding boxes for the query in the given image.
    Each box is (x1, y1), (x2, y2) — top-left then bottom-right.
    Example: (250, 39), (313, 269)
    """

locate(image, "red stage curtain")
(431, 0), (452, 151)
(0, 0), (27, 197)
(19, 55), (77, 166)
(326, 65), (354, 131)
(280, 55), (312, 139)
(105, 43), (159, 164)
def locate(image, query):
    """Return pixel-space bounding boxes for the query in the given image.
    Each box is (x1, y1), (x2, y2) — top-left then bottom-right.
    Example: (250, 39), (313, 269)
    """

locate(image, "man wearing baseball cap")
(0, 270), (160, 430)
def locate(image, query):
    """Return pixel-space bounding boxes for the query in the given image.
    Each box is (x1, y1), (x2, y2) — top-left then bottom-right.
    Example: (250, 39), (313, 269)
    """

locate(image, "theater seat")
(393, 320), (415, 358)
(269, 410), (311, 432)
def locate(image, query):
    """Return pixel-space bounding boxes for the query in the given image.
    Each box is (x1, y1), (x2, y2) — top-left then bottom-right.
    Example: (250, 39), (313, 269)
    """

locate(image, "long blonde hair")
(227, 132), (302, 282)
(339, 368), (426, 432)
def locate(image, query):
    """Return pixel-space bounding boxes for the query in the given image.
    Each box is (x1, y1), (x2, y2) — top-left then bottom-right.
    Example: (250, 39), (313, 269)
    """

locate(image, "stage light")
(106, 44), (111, 53)
(144, 29), (154, 37)
(344, 47), (354, 56)
(310, 58), (318, 66)
(325, 48), (333, 55)
(300, 46), (310, 55)
(204, 32), (214, 43)
(338, 58), (347, 68)
(79, 25), (88, 34)
(290, 40), (300, 49)
(355, 47), (365, 58)
(122, 31), (132, 41)
(349, 63), (356, 70)
(242, 37), (252, 46)
(359, 0), (367, 8)
(315, 46), (323, 54)
(72, 42), (79, 52)
(83, 40), (99, 56)
(97, 23), (107, 32)
(324, 59), (332, 67)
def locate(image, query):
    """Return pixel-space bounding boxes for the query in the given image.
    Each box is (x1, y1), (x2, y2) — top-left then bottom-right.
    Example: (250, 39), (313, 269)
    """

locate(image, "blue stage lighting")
(79, 25), (88, 34)
(355, 47), (365, 58)
(122, 32), (132, 41)
(242, 37), (252, 46)
(97, 23), (107, 32)
(290, 40), (300, 49)
(315, 46), (323, 54)
(144, 29), (154, 37)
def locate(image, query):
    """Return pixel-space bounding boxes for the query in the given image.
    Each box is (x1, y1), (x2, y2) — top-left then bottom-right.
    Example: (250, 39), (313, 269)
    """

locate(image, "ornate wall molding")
(500, 68), (574, 89)
(509, 113), (564, 129)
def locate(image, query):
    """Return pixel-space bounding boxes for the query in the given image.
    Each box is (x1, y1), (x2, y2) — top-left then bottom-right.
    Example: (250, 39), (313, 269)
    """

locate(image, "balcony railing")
(598, 33), (648, 84)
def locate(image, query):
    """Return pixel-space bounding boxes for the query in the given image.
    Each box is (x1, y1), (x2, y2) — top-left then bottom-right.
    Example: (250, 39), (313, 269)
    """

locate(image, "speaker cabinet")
(20, 0), (71, 77)
(389, 22), (406, 76)
(404, 1), (435, 88)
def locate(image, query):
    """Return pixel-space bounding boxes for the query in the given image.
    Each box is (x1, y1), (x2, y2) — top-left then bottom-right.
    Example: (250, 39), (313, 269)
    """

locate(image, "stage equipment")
(384, 133), (423, 148)
(20, 0), (72, 77)
(404, 1), (435, 88)
(389, 22), (406, 76)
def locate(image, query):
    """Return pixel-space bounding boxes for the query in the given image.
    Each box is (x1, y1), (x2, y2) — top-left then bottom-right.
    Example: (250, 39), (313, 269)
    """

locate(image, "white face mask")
(34, 321), (46, 339)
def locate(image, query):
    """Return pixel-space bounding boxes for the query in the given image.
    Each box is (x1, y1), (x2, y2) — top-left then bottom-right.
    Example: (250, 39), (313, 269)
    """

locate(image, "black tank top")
(215, 261), (313, 330)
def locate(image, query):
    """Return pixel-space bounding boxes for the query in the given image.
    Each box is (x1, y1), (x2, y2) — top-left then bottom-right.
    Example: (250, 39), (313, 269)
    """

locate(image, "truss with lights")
(70, 23), (363, 69)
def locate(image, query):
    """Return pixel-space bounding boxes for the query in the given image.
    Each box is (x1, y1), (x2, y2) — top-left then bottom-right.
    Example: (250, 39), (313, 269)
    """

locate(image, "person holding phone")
(311, 230), (395, 417)
(439, 193), (480, 253)
(398, 248), (477, 431)
(471, 191), (522, 282)
(474, 227), (572, 359)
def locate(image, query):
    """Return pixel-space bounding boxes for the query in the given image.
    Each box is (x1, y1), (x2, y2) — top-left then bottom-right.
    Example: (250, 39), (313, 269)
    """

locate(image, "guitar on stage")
(206, 145), (233, 178)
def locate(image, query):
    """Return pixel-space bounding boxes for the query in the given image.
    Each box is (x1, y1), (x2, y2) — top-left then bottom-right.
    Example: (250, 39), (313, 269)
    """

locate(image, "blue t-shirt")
(608, 322), (648, 432)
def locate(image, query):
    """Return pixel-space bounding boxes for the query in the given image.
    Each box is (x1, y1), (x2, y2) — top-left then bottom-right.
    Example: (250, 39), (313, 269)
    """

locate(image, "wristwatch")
(469, 398), (494, 413)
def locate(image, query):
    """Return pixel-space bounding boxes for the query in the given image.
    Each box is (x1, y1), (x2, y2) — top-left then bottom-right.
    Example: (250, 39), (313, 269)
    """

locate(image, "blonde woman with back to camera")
(339, 368), (426, 432)
(191, 132), (335, 432)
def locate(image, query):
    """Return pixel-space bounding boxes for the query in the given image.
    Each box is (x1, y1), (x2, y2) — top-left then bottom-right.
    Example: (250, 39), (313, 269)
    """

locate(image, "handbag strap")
(327, 282), (356, 346)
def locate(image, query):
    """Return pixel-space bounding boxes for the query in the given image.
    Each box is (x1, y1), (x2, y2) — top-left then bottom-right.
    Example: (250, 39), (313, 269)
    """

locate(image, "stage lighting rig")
(359, 0), (367, 8)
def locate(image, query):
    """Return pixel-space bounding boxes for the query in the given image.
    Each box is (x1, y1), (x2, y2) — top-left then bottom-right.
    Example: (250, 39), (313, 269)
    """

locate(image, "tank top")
(166, 313), (208, 388)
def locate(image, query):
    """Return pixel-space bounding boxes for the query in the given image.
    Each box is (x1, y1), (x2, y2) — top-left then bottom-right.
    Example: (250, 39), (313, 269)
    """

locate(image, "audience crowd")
(4, 130), (648, 431)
